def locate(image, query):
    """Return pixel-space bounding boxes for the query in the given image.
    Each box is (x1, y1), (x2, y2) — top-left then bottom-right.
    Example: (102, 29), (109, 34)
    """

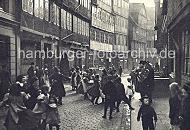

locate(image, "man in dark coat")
(49, 67), (70, 105)
(114, 77), (134, 112)
(137, 61), (154, 102)
(35, 65), (44, 89)
(0, 65), (11, 101)
(102, 79), (117, 120)
(180, 83), (190, 130)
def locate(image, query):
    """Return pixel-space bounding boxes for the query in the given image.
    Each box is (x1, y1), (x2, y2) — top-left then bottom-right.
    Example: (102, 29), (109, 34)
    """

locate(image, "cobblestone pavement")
(58, 84), (130, 130)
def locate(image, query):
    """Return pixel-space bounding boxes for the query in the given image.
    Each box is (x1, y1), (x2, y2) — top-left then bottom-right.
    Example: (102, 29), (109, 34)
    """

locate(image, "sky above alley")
(130, 0), (155, 7)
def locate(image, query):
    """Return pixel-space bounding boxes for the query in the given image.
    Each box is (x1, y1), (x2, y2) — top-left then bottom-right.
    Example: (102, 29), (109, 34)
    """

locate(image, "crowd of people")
(0, 60), (190, 130)
(70, 66), (135, 120)
(0, 63), (70, 130)
(0, 63), (135, 130)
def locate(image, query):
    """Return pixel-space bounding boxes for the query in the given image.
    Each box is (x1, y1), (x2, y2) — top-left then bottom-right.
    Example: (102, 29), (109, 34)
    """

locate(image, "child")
(137, 96), (157, 130)
(169, 82), (181, 130)
(46, 95), (60, 130)
(127, 85), (134, 102)
(0, 83), (29, 130)
(33, 85), (50, 130)
(127, 78), (134, 102)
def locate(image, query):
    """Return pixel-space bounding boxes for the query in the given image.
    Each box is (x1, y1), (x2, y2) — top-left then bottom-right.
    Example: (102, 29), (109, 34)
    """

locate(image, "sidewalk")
(131, 93), (170, 130)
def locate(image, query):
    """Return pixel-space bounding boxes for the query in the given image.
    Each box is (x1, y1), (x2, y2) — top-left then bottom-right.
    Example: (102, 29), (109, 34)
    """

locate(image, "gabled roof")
(129, 3), (147, 24)
(129, 3), (145, 13)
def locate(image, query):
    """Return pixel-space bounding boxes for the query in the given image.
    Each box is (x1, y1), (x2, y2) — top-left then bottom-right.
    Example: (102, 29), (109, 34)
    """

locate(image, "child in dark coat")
(137, 96), (157, 130)
(46, 95), (60, 130)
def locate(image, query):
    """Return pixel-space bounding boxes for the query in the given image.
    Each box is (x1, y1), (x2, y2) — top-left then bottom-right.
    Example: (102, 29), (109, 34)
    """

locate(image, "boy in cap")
(137, 96), (157, 130)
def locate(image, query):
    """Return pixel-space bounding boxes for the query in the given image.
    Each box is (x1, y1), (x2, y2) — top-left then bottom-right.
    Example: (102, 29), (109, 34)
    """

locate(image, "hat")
(16, 75), (24, 82)
(48, 103), (57, 108)
(139, 60), (147, 65)
(37, 94), (45, 100)
(139, 95), (150, 102)
(88, 80), (94, 84)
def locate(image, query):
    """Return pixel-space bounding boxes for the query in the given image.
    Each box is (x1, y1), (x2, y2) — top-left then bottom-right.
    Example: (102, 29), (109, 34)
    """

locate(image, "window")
(34, 0), (40, 17)
(84, 0), (87, 8)
(39, 0), (44, 19)
(53, 3), (57, 24)
(61, 9), (67, 29)
(34, 0), (44, 19)
(44, 0), (49, 21)
(104, 34), (108, 43)
(86, 23), (89, 37)
(87, 0), (91, 10)
(80, 19), (83, 35)
(56, 6), (59, 25)
(125, 19), (128, 28)
(118, 0), (121, 7)
(48, 3), (59, 25)
(91, 30), (95, 40)
(109, 34), (113, 44)
(87, 23), (89, 37)
(73, 15), (78, 33)
(80, 0), (83, 6)
(96, 31), (100, 42)
(83, 22), (86, 36)
(66, 12), (72, 31)
(78, 18), (81, 34)
(22, 0), (33, 15)
(101, 32), (104, 43)
(184, 30), (190, 75)
(113, 0), (117, 6)
(22, 0), (27, 11)
(81, 21), (84, 35)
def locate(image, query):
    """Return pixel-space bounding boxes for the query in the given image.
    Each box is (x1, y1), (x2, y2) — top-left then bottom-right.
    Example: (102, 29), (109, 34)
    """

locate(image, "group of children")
(0, 76), (61, 130)
(32, 85), (61, 130)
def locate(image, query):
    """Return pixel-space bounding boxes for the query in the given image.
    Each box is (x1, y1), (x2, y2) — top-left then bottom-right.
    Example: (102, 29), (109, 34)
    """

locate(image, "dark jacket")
(169, 95), (181, 125)
(137, 105), (157, 123)
(180, 96), (190, 130)
(27, 66), (35, 78)
(138, 65), (154, 93)
(49, 72), (69, 97)
(115, 82), (125, 100)
(102, 81), (117, 101)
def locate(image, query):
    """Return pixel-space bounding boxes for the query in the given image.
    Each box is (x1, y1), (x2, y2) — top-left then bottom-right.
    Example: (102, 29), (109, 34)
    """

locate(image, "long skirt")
(87, 86), (100, 98)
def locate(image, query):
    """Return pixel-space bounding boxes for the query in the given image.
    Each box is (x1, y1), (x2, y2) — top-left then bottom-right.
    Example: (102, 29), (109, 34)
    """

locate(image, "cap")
(139, 95), (150, 102)
(139, 60), (147, 65)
